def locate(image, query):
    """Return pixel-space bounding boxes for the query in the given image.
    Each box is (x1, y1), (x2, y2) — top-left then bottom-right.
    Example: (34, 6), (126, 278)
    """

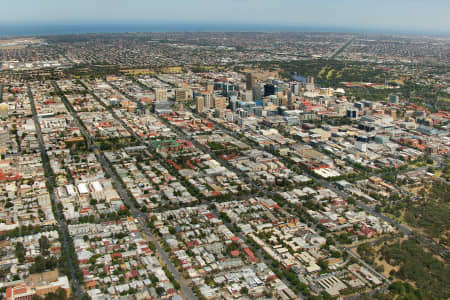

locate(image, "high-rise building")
(280, 95), (288, 107)
(196, 96), (205, 113)
(246, 73), (255, 90)
(253, 83), (264, 100)
(221, 82), (234, 97)
(155, 88), (167, 101)
(290, 81), (300, 95)
(242, 90), (253, 102)
(264, 84), (276, 97)
(175, 88), (192, 102)
(287, 91), (294, 109)
(230, 98), (238, 111)
(214, 96), (227, 111)
(0, 103), (7, 119)
(305, 76), (315, 91)
(204, 93), (214, 109)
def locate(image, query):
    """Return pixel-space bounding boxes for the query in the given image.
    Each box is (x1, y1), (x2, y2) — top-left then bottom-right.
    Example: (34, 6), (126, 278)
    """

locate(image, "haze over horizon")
(1, 0), (450, 35)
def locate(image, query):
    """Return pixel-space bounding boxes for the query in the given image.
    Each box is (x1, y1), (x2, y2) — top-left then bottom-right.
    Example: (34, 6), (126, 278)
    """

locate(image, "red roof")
(204, 213), (215, 220)
(243, 247), (258, 263)
(231, 236), (240, 243)
(85, 280), (97, 289)
(5, 287), (12, 299)
(110, 252), (122, 259)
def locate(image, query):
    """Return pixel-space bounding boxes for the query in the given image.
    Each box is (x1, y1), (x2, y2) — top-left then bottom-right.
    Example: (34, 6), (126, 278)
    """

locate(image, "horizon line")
(0, 21), (449, 38)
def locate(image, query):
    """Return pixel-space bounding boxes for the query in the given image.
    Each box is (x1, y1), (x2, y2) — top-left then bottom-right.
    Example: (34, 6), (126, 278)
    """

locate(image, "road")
(76, 80), (144, 143)
(316, 177), (413, 236)
(329, 37), (355, 59)
(27, 84), (84, 300)
(344, 248), (390, 285)
(53, 81), (197, 300)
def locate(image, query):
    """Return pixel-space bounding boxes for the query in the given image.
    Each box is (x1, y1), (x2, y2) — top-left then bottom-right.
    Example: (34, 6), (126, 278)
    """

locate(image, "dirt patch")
(240, 68), (281, 81)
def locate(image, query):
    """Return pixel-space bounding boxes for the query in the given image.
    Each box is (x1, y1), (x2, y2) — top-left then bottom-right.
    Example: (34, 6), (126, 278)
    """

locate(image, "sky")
(2, 0), (450, 34)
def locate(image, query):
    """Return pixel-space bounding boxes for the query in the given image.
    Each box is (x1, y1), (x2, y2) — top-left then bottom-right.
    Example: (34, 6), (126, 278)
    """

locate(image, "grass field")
(438, 96), (450, 102)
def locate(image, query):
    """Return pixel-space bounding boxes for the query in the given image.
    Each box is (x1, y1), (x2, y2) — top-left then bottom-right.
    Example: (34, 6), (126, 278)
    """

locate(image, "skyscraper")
(175, 88), (192, 102)
(287, 91), (294, 109)
(155, 88), (167, 101)
(253, 83), (264, 100)
(289, 81), (300, 95)
(204, 93), (214, 109)
(264, 84), (276, 97)
(246, 73), (255, 90)
(196, 96), (205, 113)
(305, 76), (315, 91)
(214, 96), (227, 111)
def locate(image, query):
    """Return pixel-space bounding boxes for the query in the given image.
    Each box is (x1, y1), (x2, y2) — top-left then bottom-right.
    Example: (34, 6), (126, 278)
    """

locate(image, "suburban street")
(28, 84), (84, 300)
(53, 81), (197, 300)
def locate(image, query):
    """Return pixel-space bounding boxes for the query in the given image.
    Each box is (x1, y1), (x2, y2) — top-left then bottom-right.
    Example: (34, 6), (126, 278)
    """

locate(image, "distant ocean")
(0, 23), (448, 37)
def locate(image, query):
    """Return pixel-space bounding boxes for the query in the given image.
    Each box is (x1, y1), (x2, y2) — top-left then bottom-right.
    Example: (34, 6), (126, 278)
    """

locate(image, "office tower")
(176, 88), (192, 102)
(264, 84), (276, 97)
(305, 76), (315, 91)
(222, 82), (234, 97)
(253, 83), (264, 100)
(214, 96), (227, 111)
(287, 91), (294, 109)
(290, 81), (300, 95)
(280, 95), (288, 106)
(204, 93), (214, 109)
(196, 96), (205, 113)
(242, 90), (253, 102)
(246, 73), (255, 90)
(230, 98), (238, 111)
(155, 88), (167, 101)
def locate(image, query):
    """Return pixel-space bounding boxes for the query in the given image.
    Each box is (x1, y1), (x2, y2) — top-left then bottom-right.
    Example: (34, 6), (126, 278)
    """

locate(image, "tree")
(15, 242), (25, 263)
(241, 286), (249, 295)
(156, 287), (165, 296)
(39, 236), (50, 256)
(82, 293), (91, 300)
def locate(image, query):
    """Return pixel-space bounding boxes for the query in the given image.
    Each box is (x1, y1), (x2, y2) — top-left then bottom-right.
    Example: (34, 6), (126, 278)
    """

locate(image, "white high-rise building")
(155, 88), (167, 101)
